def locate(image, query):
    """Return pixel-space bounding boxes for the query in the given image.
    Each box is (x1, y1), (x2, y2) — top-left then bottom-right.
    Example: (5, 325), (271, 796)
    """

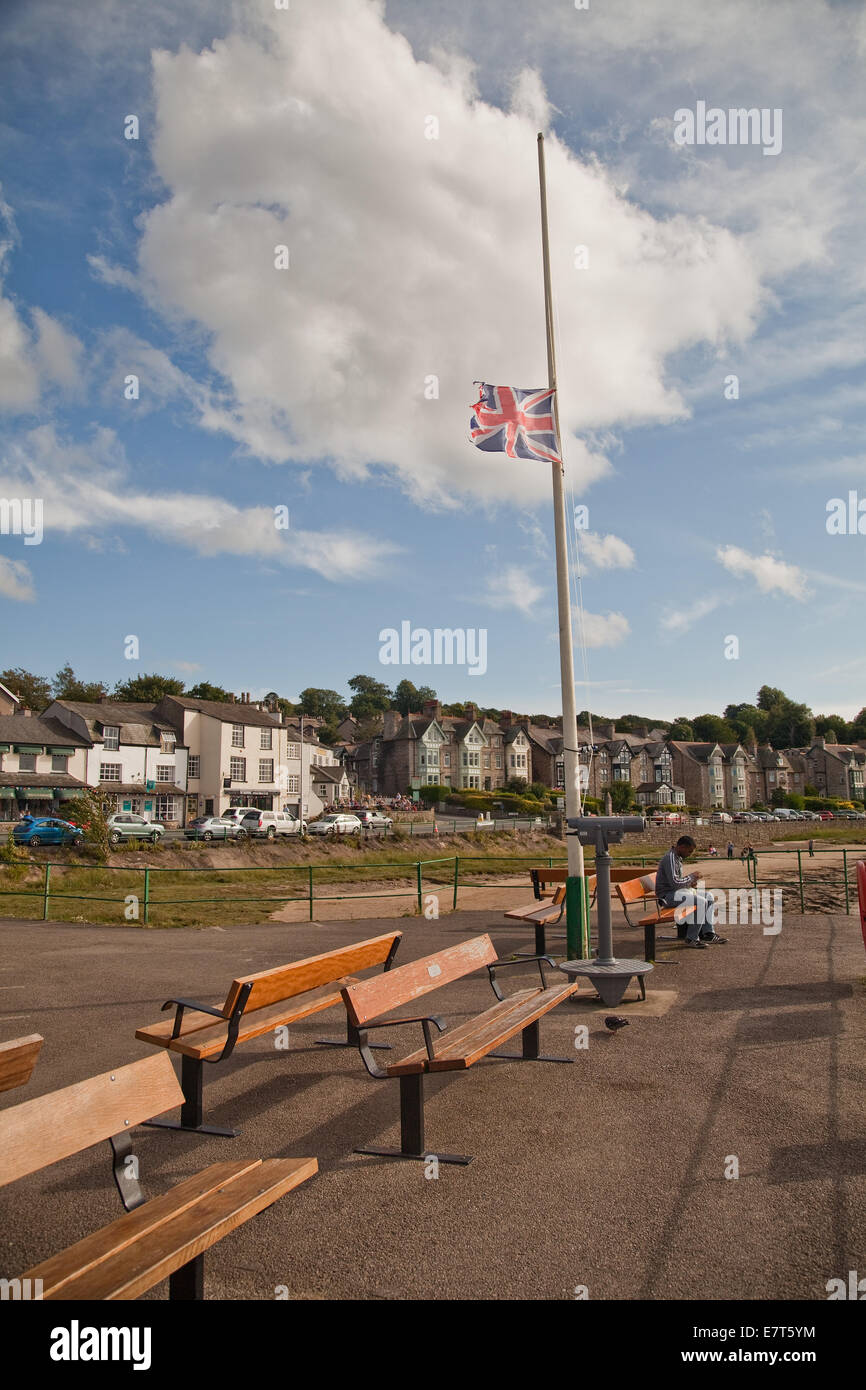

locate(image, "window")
(18, 753), (36, 772)
(260, 728), (273, 750)
(495, 754), (501, 768)
(155, 795), (178, 822)
(156, 765), (174, 783)
(285, 774), (299, 794)
(188, 756), (200, 779)
(231, 724), (244, 748)
(229, 757), (246, 781)
(51, 754), (68, 772)
(259, 759), (274, 783)
(286, 743), (299, 758)
(443, 752), (450, 767)
(160, 733), (175, 754)
(103, 727), (120, 751)
(100, 763), (122, 782)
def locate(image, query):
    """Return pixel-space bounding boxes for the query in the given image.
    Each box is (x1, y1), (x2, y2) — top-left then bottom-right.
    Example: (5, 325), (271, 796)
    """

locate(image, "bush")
(60, 787), (115, 862)
(418, 785), (449, 806)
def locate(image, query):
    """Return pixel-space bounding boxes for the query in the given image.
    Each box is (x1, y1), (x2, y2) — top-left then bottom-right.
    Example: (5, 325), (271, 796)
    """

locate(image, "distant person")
(740, 845), (750, 862)
(655, 836), (726, 949)
(708, 844), (718, 857)
(808, 838), (815, 857)
(727, 841), (734, 860)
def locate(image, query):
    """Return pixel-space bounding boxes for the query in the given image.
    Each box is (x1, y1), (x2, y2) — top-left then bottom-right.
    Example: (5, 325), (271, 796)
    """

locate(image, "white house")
(0, 710), (89, 821)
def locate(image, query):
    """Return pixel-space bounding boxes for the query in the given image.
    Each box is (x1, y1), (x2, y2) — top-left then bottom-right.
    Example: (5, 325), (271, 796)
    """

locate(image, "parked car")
(710, 812), (733, 824)
(218, 807), (258, 828)
(184, 816), (247, 842)
(241, 809), (306, 840)
(355, 810), (393, 830)
(307, 813), (362, 836)
(819, 811), (835, 821)
(12, 816), (84, 848)
(106, 813), (164, 845)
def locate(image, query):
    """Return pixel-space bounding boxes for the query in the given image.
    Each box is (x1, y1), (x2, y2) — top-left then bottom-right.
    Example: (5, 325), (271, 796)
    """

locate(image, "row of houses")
(342, 700), (866, 809)
(0, 683), (351, 825)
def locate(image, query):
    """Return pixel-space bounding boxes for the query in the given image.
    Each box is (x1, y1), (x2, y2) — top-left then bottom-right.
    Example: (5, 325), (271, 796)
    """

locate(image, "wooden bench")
(615, 878), (688, 962)
(0, 1052), (316, 1300)
(342, 934), (579, 1166)
(504, 884), (568, 954)
(0, 1033), (43, 1093)
(135, 931), (401, 1136)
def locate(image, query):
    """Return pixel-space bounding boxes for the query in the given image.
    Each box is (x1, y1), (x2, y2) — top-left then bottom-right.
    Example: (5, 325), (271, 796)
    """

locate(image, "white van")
(241, 809), (306, 839)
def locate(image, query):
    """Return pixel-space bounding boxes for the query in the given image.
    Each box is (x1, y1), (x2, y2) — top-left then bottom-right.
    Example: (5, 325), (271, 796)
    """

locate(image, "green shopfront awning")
(0, 788), (14, 799)
(18, 788), (53, 799)
(48, 747), (74, 755)
(57, 788), (81, 799)
(13, 746), (43, 755)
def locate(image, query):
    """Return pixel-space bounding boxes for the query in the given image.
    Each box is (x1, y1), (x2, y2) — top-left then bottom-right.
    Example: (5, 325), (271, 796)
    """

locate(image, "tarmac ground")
(1, 900), (864, 1302)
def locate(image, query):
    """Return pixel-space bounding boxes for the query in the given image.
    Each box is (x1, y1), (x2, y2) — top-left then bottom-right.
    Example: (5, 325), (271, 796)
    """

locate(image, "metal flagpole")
(537, 131), (588, 958)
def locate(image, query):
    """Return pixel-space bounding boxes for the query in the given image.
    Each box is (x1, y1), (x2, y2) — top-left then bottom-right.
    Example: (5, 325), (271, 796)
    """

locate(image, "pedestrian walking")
(727, 841), (734, 859)
(808, 838), (814, 857)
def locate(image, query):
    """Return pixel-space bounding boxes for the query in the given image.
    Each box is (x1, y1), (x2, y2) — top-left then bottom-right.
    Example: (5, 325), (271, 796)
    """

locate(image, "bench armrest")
(357, 1015), (446, 1078)
(160, 982), (253, 1064)
(487, 955), (556, 1001)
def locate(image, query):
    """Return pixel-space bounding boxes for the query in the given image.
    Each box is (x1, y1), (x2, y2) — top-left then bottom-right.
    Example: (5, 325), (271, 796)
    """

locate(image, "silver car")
(184, 816), (247, 841)
(307, 813), (362, 836)
(107, 813), (164, 845)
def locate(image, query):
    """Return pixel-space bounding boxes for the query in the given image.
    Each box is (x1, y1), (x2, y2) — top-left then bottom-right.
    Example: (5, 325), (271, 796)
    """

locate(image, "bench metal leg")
(490, 1019), (573, 1064)
(316, 1019), (390, 1051)
(535, 922), (547, 956)
(169, 1254), (204, 1300)
(355, 1074), (473, 1165)
(144, 1055), (239, 1138)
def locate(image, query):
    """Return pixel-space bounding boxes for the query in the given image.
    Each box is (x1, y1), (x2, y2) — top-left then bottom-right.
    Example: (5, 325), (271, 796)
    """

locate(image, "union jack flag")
(469, 382), (560, 464)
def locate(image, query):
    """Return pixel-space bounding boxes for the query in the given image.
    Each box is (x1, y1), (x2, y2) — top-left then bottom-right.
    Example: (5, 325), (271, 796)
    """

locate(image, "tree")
(187, 682), (232, 702)
(52, 664), (109, 702)
(392, 680), (438, 716)
(692, 714), (739, 743)
(347, 675), (392, 721)
(113, 673), (185, 703)
(668, 718), (694, 740)
(0, 667), (52, 711)
(297, 688), (348, 723)
(724, 702), (770, 743)
(603, 782), (635, 813)
(60, 786), (115, 862)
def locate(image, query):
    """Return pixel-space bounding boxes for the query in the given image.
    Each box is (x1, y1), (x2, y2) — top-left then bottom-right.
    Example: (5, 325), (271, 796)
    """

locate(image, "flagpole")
(537, 132), (588, 948)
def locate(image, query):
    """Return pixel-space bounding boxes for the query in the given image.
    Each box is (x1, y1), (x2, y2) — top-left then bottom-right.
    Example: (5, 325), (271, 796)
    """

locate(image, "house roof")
(312, 766), (346, 783)
(0, 772), (87, 789)
(52, 701), (178, 744)
(0, 714), (89, 748)
(159, 696), (281, 728)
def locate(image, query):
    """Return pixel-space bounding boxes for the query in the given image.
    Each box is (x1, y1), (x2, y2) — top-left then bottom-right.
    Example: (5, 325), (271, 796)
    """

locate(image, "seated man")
(655, 835), (727, 949)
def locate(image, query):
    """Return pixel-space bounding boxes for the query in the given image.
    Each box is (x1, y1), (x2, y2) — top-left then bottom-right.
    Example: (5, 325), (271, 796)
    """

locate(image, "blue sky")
(1, 0), (864, 721)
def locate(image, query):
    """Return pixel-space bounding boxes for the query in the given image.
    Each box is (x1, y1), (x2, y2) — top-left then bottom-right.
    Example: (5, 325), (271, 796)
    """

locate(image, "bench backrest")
(222, 931), (402, 1016)
(342, 935), (498, 1027)
(0, 1034), (43, 1094)
(0, 1053), (184, 1188)
(616, 878), (654, 906)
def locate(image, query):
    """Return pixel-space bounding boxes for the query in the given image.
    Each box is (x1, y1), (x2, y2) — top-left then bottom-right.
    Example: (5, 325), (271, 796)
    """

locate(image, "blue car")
(12, 816), (85, 848)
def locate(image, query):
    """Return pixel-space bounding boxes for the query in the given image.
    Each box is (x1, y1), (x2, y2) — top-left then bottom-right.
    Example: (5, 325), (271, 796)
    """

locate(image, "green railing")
(744, 846), (857, 914)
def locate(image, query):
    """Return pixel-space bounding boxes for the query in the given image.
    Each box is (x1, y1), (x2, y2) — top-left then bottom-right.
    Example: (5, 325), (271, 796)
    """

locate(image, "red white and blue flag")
(469, 383), (560, 464)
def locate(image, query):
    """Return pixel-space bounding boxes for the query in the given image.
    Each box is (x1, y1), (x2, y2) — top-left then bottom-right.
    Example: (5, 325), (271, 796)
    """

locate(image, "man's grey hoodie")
(655, 848), (694, 905)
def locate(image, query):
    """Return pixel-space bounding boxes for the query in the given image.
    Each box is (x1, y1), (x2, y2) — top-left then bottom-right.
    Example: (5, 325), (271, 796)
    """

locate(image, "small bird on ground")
(604, 1016), (629, 1032)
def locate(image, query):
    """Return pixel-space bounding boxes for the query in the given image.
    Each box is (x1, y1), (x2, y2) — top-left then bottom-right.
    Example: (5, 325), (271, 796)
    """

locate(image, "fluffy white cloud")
(715, 545), (810, 599)
(116, 0), (762, 505)
(483, 565), (544, 615)
(579, 532), (635, 571)
(659, 593), (728, 636)
(0, 556), (34, 602)
(0, 425), (402, 582)
(576, 610), (630, 648)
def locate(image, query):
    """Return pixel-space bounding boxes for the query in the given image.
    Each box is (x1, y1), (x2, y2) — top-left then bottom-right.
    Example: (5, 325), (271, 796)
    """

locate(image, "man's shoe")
(700, 933), (728, 944)
(685, 939), (707, 949)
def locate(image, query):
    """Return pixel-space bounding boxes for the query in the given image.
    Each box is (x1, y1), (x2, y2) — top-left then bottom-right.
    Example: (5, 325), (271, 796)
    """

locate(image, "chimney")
(22, 707), (32, 717)
(464, 702), (477, 723)
(422, 699), (442, 720)
(383, 709), (401, 739)
(500, 710), (512, 728)
(812, 735), (826, 750)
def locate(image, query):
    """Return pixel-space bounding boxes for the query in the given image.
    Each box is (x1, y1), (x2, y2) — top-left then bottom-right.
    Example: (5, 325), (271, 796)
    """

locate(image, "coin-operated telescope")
(562, 815), (652, 1005)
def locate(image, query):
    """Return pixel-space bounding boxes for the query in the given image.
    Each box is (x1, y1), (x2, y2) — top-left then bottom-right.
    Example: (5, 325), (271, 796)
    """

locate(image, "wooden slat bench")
(615, 878), (688, 962)
(504, 876), (599, 955)
(135, 931), (402, 1136)
(342, 934), (578, 1165)
(0, 1033), (43, 1093)
(0, 1052), (316, 1300)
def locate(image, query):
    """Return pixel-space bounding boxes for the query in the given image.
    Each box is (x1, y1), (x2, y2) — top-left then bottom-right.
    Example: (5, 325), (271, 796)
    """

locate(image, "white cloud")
(483, 565), (544, 614)
(576, 610), (630, 648)
(660, 593), (728, 636)
(579, 531), (635, 570)
(715, 544), (810, 599)
(114, 0), (763, 505)
(0, 425), (403, 582)
(0, 556), (35, 602)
